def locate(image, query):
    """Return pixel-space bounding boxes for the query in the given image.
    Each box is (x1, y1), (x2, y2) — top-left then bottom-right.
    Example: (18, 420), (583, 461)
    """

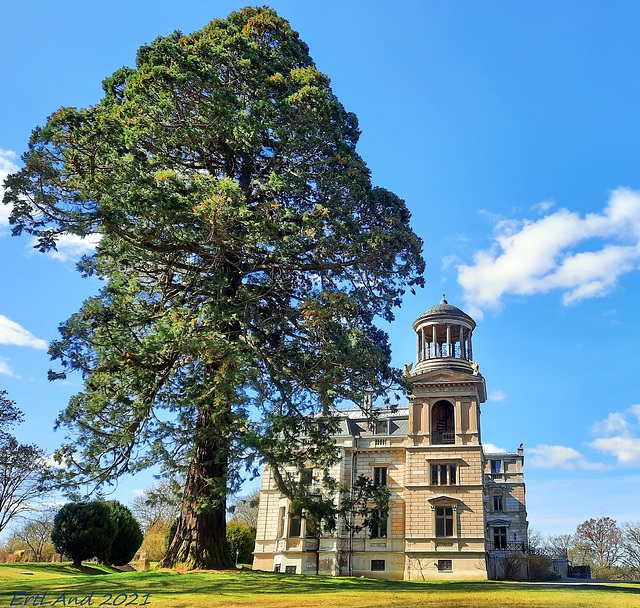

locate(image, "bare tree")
(573, 517), (623, 569)
(228, 489), (260, 528)
(0, 391), (49, 533)
(544, 533), (574, 559)
(130, 481), (181, 533)
(13, 508), (57, 562)
(622, 522), (640, 576)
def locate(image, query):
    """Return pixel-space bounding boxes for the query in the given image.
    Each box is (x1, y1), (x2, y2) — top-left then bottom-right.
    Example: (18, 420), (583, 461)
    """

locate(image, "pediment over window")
(427, 495), (460, 506)
(486, 518), (510, 527)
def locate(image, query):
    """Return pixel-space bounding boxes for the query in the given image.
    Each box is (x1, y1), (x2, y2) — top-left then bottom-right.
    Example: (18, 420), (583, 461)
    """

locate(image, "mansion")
(252, 298), (528, 580)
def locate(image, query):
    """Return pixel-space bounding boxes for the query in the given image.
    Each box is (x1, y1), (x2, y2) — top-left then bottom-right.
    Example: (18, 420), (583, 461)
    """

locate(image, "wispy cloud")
(527, 444), (608, 470)
(0, 149), (19, 229)
(0, 314), (47, 349)
(0, 358), (19, 378)
(488, 389), (507, 402)
(29, 233), (102, 263)
(457, 188), (640, 315)
(589, 405), (640, 465)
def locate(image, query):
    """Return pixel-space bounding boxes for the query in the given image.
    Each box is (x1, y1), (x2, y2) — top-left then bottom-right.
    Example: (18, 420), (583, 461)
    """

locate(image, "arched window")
(431, 400), (455, 444)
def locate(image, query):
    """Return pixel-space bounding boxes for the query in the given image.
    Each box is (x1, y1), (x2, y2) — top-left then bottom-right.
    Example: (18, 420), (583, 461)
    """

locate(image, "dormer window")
(374, 420), (389, 435)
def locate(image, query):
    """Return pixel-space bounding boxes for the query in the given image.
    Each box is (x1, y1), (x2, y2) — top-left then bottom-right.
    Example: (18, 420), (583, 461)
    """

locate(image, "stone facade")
(252, 299), (528, 579)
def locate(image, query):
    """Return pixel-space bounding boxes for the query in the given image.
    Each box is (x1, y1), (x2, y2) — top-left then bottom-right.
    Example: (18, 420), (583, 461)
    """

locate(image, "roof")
(413, 296), (476, 328)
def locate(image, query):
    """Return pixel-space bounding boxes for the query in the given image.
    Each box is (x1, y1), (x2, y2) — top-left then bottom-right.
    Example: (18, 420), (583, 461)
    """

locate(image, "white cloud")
(441, 254), (460, 270)
(458, 188), (640, 312)
(0, 358), (18, 378)
(531, 200), (554, 214)
(0, 149), (19, 228)
(591, 412), (628, 436)
(483, 443), (506, 453)
(590, 436), (640, 465)
(589, 404), (640, 465)
(29, 232), (101, 262)
(488, 389), (506, 402)
(527, 444), (607, 470)
(0, 314), (47, 349)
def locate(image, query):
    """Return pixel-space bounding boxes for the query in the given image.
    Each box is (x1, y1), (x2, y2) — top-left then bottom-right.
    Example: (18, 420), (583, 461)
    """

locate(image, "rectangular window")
(491, 460), (502, 474)
(431, 464), (457, 485)
(437, 559), (452, 572)
(492, 495), (503, 512)
(371, 559), (386, 571)
(370, 510), (388, 538)
(435, 506), (454, 537)
(285, 565), (297, 574)
(300, 468), (313, 486)
(273, 564), (281, 572)
(278, 507), (286, 538)
(305, 517), (320, 538)
(289, 516), (301, 538)
(493, 526), (507, 550)
(374, 466), (387, 487)
(374, 420), (389, 435)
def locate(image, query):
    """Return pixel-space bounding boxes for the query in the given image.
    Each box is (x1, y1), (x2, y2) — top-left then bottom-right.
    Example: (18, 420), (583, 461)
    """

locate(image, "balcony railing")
(432, 431), (455, 445)
(486, 541), (528, 553)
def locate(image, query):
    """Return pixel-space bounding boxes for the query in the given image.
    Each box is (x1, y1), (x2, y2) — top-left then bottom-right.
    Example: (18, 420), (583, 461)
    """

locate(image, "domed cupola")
(411, 295), (477, 375)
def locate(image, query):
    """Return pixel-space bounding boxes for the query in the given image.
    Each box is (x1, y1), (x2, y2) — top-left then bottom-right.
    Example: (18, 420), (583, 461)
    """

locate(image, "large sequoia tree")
(3, 7), (424, 569)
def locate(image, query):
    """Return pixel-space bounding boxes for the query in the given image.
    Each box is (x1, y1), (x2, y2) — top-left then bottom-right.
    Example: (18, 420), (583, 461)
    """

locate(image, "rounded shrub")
(51, 502), (116, 568)
(101, 501), (143, 566)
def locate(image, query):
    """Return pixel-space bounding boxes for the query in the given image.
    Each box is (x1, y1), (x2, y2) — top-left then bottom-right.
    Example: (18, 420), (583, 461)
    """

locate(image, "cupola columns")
(411, 297), (477, 375)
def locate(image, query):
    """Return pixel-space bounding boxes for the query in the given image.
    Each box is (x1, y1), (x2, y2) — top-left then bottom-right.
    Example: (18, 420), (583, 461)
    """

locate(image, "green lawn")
(1, 563), (639, 608)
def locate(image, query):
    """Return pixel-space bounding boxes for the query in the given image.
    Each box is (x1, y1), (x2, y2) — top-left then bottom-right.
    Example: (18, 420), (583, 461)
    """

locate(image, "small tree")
(100, 501), (143, 566)
(226, 521), (256, 565)
(0, 391), (49, 533)
(130, 481), (181, 533)
(622, 521), (640, 578)
(51, 502), (116, 568)
(228, 489), (260, 528)
(12, 508), (57, 562)
(573, 516), (623, 577)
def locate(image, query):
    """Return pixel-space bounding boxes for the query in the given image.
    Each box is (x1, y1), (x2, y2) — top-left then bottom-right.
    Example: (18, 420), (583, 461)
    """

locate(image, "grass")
(1, 563), (639, 608)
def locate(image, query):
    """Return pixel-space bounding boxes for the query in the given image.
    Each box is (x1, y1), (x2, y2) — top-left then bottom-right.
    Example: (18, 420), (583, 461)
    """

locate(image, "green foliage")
(226, 521), (256, 564)
(51, 501), (142, 567)
(165, 518), (178, 552)
(101, 501), (143, 566)
(51, 503), (116, 567)
(3, 6), (424, 568)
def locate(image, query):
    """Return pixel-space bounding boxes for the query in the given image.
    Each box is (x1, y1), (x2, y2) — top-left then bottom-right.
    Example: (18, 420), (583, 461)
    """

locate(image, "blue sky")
(2, 0), (640, 538)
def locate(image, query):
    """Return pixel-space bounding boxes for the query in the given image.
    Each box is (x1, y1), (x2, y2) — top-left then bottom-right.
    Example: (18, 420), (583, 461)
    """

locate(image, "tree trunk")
(160, 406), (233, 569)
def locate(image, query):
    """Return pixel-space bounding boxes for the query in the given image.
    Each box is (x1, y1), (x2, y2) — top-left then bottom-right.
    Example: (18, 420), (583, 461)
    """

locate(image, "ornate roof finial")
(442, 292), (447, 304)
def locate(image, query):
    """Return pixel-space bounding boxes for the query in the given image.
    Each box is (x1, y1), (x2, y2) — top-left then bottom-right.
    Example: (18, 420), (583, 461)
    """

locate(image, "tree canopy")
(3, 7), (424, 569)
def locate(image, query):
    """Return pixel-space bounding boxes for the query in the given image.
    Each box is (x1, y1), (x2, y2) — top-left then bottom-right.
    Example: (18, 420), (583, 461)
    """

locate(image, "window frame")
(493, 526), (507, 550)
(373, 466), (388, 487)
(435, 506), (454, 537)
(437, 559), (453, 572)
(369, 509), (388, 538)
(373, 419), (389, 435)
(371, 559), (386, 571)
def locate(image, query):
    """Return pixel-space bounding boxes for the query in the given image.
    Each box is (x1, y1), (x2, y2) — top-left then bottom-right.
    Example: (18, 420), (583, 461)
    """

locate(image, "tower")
(403, 296), (488, 579)
(252, 297), (527, 580)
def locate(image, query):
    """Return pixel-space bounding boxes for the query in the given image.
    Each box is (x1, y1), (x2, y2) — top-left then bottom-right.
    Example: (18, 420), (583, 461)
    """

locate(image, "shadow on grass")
(0, 563), (122, 576)
(124, 571), (640, 599)
(3, 566), (640, 601)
